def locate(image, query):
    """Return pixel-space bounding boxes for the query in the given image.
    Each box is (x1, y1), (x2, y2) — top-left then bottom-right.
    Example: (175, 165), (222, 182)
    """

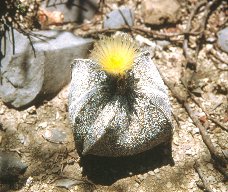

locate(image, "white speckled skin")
(68, 51), (173, 157)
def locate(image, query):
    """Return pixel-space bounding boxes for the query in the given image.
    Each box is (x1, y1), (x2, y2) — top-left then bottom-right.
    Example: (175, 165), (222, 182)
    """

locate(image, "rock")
(55, 178), (85, 189)
(41, 0), (99, 24)
(137, 174), (145, 182)
(207, 176), (216, 183)
(141, 0), (181, 25)
(38, 122), (48, 129)
(135, 35), (156, 57)
(206, 163), (214, 171)
(18, 133), (30, 146)
(25, 176), (34, 187)
(166, 181), (172, 188)
(134, 183), (140, 187)
(148, 171), (155, 176)
(62, 164), (82, 178)
(192, 128), (199, 134)
(0, 30), (93, 108)
(0, 152), (27, 180)
(136, 35), (156, 48)
(103, 6), (134, 29)
(26, 106), (36, 114)
(217, 27), (228, 53)
(156, 40), (171, 49)
(38, 8), (64, 27)
(0, 106), (6, 115)
(173, 137), (179, 146)
(42, 128), (67, 144)
(185, 149), (193, 155)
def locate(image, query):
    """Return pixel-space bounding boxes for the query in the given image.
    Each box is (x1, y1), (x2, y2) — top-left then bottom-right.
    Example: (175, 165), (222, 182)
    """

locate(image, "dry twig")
(183, 0), (207, 66)
(183, 0), (223, 68)
(194, 161), (213, 192)
(9, 148), (22, 156)
(183, 101), (227, 166)
(82, 25), (203, 39)
(184, 86), (228, 132)
(158, 70), (228, 178)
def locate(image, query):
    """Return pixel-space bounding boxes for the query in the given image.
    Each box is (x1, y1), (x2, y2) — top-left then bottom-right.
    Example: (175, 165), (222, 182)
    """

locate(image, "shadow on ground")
(80, 143), (174, 185)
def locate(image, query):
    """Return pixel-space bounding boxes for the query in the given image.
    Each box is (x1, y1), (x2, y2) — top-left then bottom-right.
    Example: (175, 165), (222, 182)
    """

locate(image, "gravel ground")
(0, 43), (227, 192)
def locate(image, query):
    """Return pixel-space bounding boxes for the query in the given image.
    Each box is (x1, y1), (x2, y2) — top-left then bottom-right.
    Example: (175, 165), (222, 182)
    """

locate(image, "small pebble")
(136, 35), (157, 48)
(201, 152), (211, 162)
(0, 107), (5, 115)
(26, 176), (34, 186)
(55, 178), (85, 189)
(192, 128), (199, 134)
(173, 137), (179, 145)
(166, 181), (172, 188)
(154, 168), (160, 173)
(188, 181), (195, 189)
(185, 149), (193, 155)
(148, 171), (155, 176)
(205, 44), (213, 51)
(156, 40), (171, 49)
(52, 166), (60, 173)
(38, 122), (48, 128)
(18, 133), (25, 144)
(143, 173), (148, 179)
(207, 37), (216, 43)
(207, 176), (216, 183)
(218, 63), (228, 70)
(22, 114), (27, 120)
(206, 163), (214, 171)
(26, 106), (36, 114)
(134, 183), (140, 187)
(220, 185), (227, 192)
(137, 175), (144, 181)
(213, 127), (221, 134)
(43, 128), (67, 143)
(56, 111), (60, 119)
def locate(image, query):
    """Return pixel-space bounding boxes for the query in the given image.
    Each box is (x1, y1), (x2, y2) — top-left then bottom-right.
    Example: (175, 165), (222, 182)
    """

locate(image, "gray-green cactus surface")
(69, 51), (173, 157)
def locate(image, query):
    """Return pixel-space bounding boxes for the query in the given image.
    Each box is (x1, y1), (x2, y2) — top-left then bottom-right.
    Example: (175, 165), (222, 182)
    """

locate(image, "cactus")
(68, 34), (173, 157)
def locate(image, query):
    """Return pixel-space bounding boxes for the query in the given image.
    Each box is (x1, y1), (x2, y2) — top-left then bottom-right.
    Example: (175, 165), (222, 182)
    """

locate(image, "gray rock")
(41, 0), (99, 23)
(0, 152), (27, 180)
(42, 128), (67, 143)
(156, 40), (171, 49)
(0, 30), (93, 108)
(103, 6), (134, 29)
(217, 27), (228, 53)
(141, 0), (181, 25)
(55, 178), (85, 189)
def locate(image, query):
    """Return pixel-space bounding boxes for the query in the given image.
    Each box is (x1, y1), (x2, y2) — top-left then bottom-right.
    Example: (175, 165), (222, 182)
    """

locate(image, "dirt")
(0, 42), (227, 191)
(0, 0), (227, 191)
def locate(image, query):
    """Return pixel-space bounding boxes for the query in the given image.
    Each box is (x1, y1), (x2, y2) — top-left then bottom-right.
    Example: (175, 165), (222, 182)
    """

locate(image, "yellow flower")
(90, 33), (139, 77)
